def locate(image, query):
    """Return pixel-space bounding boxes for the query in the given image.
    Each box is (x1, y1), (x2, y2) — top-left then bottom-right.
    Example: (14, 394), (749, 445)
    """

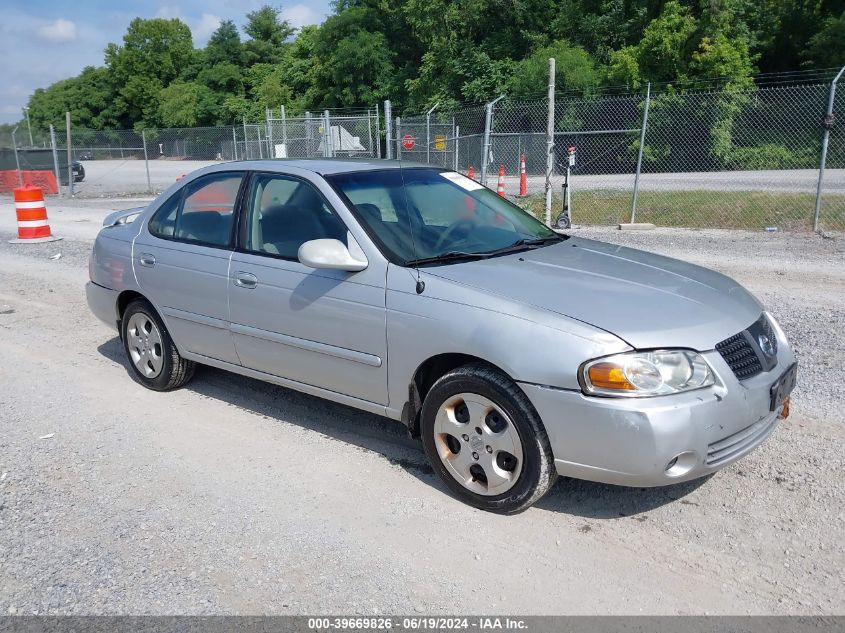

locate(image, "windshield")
(326, 168), (559, 265)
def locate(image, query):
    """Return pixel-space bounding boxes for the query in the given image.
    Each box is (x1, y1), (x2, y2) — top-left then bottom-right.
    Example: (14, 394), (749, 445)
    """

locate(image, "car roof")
(218, 158), (433, 176)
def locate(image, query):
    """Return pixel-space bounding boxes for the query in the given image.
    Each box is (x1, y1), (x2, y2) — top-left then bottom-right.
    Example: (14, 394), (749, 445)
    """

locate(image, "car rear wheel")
(420, 363), (557, 514)
(121, 299), (195, 391)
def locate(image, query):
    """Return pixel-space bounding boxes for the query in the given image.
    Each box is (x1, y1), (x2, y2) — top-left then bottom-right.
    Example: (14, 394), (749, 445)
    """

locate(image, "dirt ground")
(0, 198), (843, 615)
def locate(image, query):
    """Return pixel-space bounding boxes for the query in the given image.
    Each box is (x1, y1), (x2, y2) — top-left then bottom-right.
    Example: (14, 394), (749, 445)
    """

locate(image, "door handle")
(234, 272), (258, 289)
(138, 253), (156, 267)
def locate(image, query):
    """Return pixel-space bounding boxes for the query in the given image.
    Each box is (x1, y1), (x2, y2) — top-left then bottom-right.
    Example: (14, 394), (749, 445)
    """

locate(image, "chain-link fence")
(7, 72), (844, 231)
(393, 80), (845, 232)
(395, 104), (487, 170)
(266, 108), (380, 159)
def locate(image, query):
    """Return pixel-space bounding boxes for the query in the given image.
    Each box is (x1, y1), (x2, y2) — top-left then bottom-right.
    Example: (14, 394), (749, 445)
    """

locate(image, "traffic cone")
(467, 165), (475, 180)
(518, 153), (527, 197)
(10, 186), (61, 244)
(496, 165), (505, 197)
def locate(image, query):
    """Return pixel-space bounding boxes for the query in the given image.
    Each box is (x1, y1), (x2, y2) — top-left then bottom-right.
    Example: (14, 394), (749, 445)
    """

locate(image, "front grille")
(706, 415), (778, 465)
(716, 332), (763, 379)
(716, 314), (778, 381)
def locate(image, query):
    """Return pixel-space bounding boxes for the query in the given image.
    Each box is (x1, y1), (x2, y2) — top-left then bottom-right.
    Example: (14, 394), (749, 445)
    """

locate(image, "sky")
(0, 0), (333, 125)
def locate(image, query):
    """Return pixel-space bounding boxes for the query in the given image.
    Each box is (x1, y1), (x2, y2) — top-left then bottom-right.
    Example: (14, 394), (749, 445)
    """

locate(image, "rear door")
(227, 170), (389, 404)
(133, 171), (245, 364)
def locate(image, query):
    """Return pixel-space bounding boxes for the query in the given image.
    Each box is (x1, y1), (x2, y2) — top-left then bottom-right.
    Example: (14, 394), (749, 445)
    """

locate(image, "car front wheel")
(121, 299), (195, 391)
(420, 363), (557, 514)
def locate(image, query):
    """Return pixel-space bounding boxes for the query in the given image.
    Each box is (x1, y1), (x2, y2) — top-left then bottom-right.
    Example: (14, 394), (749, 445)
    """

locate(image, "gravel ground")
(0, 205), (843, 615)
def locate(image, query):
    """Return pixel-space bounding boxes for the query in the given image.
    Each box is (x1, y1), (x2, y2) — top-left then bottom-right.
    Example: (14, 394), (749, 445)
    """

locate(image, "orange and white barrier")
(0, 170), (58, 195)
(496, 165), (505, 197)
(11, 186), (61, 243)
(518, 153), (527, 196)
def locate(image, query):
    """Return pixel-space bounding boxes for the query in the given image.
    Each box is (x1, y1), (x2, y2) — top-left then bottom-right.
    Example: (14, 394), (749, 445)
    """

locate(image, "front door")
(227, 172), (388, 404)
(133, 171), (245, 365)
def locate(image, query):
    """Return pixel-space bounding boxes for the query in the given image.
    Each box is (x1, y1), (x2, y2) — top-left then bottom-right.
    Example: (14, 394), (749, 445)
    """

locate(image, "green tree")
(243, 5), (295, 65)
(27, 66), (117, 131)
(105, 17), (194, 127)
(158, 81), (219, 127)
(803, 9), (845, 68)
(311, 8), (395, 107)
(205, 19), (244, 67)
(608, 0), (756, 88)
(508, 40), (604, 98)
(197, 62), (245, 96)
(278, 24), (321, 111)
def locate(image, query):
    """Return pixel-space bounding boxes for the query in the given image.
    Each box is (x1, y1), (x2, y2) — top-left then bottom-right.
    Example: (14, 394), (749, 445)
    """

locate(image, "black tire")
(420, 363), (557, 514)
(121, 298), (195, 391)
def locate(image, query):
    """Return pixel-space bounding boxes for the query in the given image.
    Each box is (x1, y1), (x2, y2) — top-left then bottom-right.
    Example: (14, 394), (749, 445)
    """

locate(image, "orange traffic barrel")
(10, 186), (61, 243)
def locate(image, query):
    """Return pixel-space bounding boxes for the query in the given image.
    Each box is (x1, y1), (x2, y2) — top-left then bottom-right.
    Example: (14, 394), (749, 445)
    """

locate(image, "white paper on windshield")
(440, 171), (484, 191)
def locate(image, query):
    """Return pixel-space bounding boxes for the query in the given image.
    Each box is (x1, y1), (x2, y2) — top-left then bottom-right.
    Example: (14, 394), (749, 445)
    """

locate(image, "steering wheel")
(434, 218), (476, 252)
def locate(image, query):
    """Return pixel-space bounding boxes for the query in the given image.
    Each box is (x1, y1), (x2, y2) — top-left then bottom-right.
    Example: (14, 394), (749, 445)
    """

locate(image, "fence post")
(384, 100), (393, 159)
(65, 112), (73, 197)
(323, 110), (333, 157)
(232, 127), (238, 161)
(482, 95), (505, 186)
(454, 125), (460, 171)
(375, 103), (381, 159)
(243, 116), (248, 159)
(544, 58), (556, 226)
(396, 116), (402, 160)
(631, 82), (651, 224)
(814, 65), (845, 232)
(281, 105), (288, 156)
(426, 102), (439, 164)
(367, 108), (373, 157)
(141, 129), (152, 194)
(11, 127), (22, 187)
(305, 111), (313, 158)
(266, 107), (274, 159)
(50, 124), (62, 197)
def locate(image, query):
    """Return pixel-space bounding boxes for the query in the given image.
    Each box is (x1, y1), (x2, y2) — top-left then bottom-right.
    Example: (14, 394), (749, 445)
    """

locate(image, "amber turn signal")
(587, 362), (636, 391)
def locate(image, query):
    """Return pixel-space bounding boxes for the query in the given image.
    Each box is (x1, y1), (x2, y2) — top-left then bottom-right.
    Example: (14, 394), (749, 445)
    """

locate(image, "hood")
(425, 237), (762, 350)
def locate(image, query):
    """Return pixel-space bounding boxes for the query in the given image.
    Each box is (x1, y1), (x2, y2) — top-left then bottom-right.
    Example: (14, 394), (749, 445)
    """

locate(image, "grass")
(519, 190), (845, 231)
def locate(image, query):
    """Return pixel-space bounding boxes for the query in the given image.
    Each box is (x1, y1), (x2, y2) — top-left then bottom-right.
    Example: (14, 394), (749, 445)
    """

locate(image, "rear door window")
(148, 172), (244, 247)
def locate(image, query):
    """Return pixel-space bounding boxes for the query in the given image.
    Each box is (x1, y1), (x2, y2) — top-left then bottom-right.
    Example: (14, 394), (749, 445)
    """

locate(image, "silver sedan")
(86, 160), (797, 513)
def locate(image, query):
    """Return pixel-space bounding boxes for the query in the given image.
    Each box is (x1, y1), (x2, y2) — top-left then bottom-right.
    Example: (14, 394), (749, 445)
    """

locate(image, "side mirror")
(298, 239), (368, 272)
(103, 207), (145, 227)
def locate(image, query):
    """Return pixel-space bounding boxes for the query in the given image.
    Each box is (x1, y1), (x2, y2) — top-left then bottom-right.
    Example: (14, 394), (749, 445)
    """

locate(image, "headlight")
(580, 350), (715, 397)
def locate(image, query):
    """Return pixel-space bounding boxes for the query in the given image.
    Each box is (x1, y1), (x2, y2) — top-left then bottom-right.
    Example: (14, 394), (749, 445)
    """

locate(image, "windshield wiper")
(404, 251), (489, 267)
(479, 235), (565, 257)
(404, 236), (564, 267)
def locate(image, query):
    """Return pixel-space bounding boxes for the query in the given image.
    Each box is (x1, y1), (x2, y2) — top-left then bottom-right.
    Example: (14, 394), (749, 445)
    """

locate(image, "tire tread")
(123, 299), (195, 391)
(422, 362), (557, 514)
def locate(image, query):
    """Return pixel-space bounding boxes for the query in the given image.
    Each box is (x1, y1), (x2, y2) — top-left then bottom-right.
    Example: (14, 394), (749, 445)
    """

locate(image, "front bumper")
(86, 281), (119, 330)
(520, 341), (796, 487)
